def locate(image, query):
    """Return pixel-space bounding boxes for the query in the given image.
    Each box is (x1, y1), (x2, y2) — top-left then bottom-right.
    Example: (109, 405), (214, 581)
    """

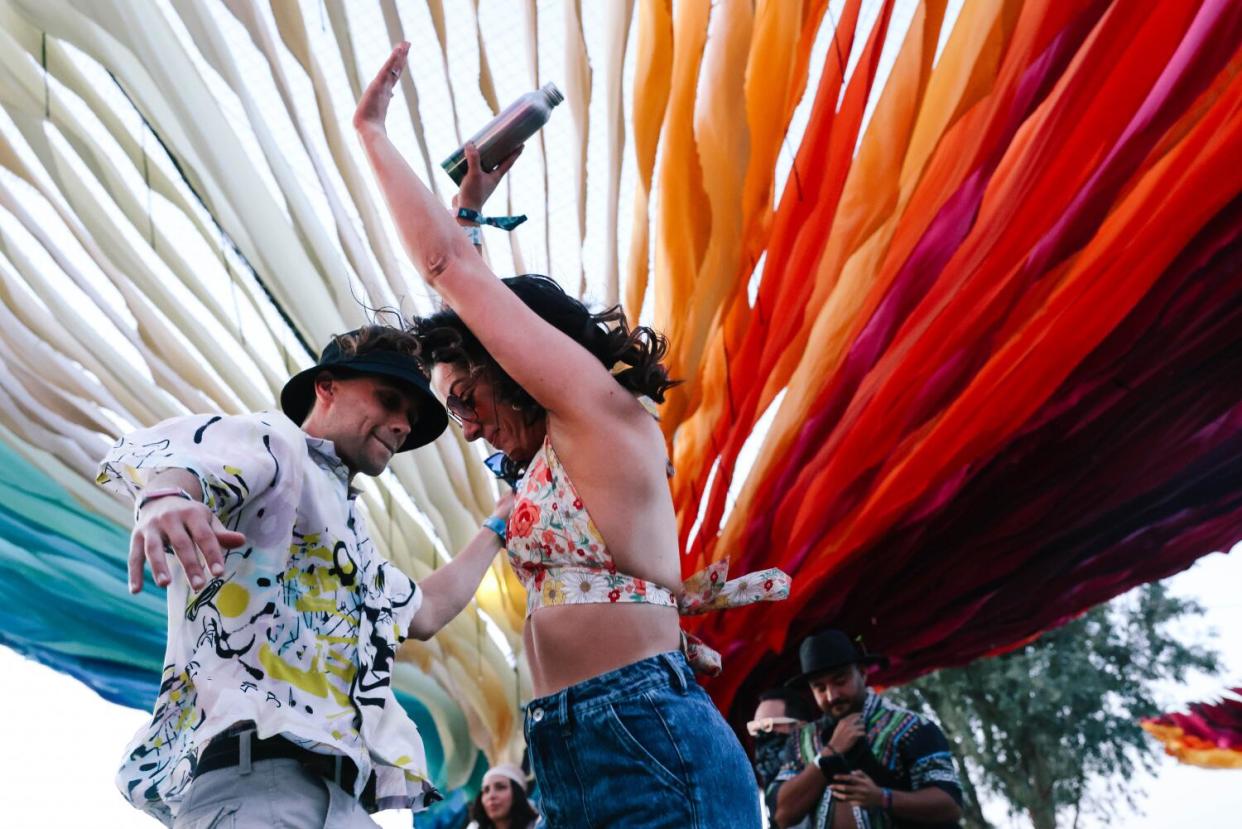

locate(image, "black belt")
(196, 729), (377, 810)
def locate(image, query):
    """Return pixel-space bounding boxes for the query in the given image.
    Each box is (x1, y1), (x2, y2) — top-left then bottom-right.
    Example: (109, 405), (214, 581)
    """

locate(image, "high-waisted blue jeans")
(524, 651), (761, 828)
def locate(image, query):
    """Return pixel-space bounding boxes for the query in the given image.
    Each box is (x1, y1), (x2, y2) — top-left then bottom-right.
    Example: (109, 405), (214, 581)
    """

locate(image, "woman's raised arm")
(354, 44), (638, 425)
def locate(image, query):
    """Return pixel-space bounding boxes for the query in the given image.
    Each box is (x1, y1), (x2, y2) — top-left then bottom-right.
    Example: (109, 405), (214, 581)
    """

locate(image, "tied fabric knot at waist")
(675, 560), (791, 676)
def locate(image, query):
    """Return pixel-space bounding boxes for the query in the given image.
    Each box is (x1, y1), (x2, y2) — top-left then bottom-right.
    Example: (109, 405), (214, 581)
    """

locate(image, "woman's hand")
(453, 142), (524, 213)
(353, 42), (410, 136)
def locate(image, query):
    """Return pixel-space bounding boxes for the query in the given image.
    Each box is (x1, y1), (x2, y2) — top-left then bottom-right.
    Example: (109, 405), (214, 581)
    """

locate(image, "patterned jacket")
(767, 690), (962, 829)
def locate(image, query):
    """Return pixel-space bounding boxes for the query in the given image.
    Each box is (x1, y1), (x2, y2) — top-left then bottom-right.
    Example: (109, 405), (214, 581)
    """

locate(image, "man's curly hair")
(330, 323), (421, 360)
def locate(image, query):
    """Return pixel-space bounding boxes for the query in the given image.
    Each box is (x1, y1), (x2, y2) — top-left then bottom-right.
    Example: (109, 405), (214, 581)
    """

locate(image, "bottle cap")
(541, 83), (564, 107)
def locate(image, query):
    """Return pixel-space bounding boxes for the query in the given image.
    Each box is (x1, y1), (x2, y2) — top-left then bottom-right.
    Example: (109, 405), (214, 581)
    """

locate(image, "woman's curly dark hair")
(411, 274), (678, 413)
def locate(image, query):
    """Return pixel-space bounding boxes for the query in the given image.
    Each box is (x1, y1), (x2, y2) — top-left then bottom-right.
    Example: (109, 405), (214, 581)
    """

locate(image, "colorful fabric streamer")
(1143, 690), (1242, 769)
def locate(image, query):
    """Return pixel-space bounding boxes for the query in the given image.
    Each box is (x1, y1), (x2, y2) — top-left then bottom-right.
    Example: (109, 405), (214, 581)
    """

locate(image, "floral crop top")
(505, 434), (790, 674)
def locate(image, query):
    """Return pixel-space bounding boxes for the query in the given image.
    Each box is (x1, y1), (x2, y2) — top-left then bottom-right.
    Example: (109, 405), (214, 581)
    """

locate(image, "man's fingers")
(213, 519), (247, 551)
(189, 520), (225, 578)
(128, 532), (145, 594)
(464, 141), (481, 164)
(143, 531), (171, 589)
(165, 524), (206, 591)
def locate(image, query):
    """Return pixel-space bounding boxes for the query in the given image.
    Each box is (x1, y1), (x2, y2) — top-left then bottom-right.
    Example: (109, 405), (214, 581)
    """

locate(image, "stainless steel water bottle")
(441, 83), (563, 185)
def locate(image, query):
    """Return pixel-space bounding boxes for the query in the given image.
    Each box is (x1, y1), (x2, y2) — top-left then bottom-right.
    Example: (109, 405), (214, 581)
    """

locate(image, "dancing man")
(101, 324), (512, 827)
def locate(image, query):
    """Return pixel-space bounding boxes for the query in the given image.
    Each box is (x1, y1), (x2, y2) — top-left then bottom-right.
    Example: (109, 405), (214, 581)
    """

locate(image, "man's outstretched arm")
(406, 492), (513, 640)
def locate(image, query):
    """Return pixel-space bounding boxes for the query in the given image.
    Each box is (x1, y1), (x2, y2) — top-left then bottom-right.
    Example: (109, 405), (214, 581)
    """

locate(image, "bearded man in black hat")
(770, 629), (963, 829)
(99, 323), (514, 827)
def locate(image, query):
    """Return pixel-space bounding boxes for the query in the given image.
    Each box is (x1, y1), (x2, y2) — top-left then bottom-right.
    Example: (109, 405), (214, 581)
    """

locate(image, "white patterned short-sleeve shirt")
(97, 411), (438, 825)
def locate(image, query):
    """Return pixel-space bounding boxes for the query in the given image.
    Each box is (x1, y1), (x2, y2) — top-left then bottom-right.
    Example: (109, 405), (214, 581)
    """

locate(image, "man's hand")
(453, 141), (523, 214)
(825, 713), (865, 755)
(492, 488), (515, 522)
(130, 496), (246, 594)
(829, 770), (883, 809)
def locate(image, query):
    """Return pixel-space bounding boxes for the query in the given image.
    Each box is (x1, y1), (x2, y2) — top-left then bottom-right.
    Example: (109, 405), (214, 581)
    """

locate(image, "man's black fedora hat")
(280, 330), (448, 452)
(791, 629), (888, 684)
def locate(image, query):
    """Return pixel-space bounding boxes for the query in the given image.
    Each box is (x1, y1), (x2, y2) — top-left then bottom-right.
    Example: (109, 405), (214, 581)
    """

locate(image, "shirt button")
(531, 707), (544, 722)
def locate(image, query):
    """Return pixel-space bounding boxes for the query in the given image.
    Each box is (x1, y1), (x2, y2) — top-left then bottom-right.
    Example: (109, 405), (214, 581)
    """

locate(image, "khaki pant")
(172, 757), (379, 829)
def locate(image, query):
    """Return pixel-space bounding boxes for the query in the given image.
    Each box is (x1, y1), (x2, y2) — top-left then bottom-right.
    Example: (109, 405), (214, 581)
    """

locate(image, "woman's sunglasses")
(445, 391), (478, 426)
(445, 373), (483, 426)
(484, 452), (521, 490)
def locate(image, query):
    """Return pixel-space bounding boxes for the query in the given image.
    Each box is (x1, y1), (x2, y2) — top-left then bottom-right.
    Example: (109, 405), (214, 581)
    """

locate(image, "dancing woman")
(355, 43), (788, 828)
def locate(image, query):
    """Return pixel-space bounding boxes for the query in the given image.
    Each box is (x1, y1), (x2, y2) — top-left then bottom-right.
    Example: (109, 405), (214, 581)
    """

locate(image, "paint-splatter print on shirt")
(97, 411), (437, 825)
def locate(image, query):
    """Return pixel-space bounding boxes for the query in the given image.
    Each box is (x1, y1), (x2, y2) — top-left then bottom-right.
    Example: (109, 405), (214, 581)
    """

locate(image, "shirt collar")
(303, 434), (358, 494)
(862, 688), (882, 723)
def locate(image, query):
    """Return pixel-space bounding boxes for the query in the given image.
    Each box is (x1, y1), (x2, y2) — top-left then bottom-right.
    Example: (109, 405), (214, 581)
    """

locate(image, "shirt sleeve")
(765, 725), (815, 815)
(903, 720), (963, 804)
(380, 559), (423, 642)
(96, 412), (304, 525)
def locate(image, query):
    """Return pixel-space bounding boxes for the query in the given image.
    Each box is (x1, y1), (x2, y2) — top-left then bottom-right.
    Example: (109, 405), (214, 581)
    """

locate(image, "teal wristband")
(456, 206), (527, 231)
(482, 515), (507, 541)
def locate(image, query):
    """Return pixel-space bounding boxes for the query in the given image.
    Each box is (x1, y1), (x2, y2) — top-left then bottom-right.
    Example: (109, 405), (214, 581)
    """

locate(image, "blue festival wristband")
(482, 515), (508, 541)
(456, 206), (527, 231)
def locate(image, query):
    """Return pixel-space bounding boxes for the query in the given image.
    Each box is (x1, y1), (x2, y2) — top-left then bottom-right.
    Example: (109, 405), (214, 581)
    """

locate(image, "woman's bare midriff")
(524, 601), (682, 697)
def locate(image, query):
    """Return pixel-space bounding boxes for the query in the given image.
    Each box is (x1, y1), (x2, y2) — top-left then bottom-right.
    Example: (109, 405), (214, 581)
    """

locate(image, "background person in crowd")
(751, 688), (817, 828)
(104, 326), (514, 827)
(750, 687), (817, 789)
(770, 630), (963, 829)
(354, 42), (790, 828)
(465, 763), (540, 829)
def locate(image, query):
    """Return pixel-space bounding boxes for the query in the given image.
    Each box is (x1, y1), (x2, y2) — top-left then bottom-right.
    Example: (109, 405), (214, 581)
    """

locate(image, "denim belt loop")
(237, 729), (253, 776)
(558, 689), (573, 737)
(661, 652), (688, 694)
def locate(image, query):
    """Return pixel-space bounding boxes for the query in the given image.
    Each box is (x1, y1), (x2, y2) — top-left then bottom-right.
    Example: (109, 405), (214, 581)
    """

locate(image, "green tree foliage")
(888, 583), (1218, 829)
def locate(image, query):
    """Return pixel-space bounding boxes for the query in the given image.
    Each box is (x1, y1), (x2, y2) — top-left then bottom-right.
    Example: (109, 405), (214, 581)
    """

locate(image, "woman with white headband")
(466, 763), (539, 829)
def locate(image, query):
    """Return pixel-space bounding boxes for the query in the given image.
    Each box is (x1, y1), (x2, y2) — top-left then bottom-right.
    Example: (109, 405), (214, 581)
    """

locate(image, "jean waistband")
(525, 651), (693, 722)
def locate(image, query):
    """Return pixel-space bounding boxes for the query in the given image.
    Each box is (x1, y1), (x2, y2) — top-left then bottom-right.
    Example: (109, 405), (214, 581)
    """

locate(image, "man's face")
(312, 373), (419, 477)
(753, 699), (801, 735)
(808, 665), (867, 719)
